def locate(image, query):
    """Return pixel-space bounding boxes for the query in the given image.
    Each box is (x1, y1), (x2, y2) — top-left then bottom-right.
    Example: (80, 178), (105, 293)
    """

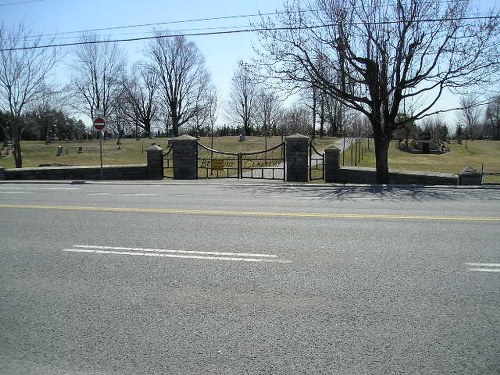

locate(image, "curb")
(0, 179), (498, 190)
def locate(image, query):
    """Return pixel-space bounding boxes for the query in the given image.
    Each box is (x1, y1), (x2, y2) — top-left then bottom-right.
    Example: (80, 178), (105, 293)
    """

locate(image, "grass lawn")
(0, 138), (154, 168)
(346, 139), (500, 183)
(1, 136), (499, 183)
(198, 135), (286, 153)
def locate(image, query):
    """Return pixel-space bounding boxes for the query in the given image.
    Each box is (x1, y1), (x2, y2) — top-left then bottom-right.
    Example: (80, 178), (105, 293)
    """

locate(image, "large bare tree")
(68, 34), (126, 123)
(147, 33), (211, 137)
(120, 63), (159, 137)
(0, 23), (59, 167)
(257, 0), (499, 183)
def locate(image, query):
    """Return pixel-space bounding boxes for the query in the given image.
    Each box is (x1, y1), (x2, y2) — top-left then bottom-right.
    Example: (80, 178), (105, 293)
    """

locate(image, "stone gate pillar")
(324, 145), (341, 183)
(170, 135), (198, 180)
(146, 144), (164, 179)
(285, 134), (309, 182)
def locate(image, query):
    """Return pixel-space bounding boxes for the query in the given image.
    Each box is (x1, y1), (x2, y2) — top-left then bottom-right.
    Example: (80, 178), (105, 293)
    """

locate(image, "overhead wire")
(2, 0), (493, 41)
(0, 6), (497, 52)
(33, 11), (282, 39)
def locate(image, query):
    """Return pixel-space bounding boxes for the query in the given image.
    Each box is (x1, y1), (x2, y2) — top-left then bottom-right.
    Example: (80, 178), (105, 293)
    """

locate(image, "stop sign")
(94, 117), (106, 131)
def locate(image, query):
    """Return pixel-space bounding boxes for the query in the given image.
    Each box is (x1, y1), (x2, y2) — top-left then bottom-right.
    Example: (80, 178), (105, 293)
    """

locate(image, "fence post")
(170, 135), (198, 180)
(238, 153), (242, 179)
(146, 144), (164, 179)
(285, 134), (309, 182)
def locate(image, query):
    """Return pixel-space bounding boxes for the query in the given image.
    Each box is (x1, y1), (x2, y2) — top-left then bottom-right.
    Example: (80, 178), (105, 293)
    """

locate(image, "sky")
(0, 0), (284, 121)
(0, 0), (498, 127)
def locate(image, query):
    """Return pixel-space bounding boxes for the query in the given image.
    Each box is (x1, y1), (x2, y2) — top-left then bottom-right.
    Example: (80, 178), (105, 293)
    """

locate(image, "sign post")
(93, 111), (106, 180)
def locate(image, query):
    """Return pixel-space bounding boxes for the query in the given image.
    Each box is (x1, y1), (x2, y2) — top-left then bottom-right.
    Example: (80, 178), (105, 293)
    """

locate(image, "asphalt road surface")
(0, 181), (499, 374)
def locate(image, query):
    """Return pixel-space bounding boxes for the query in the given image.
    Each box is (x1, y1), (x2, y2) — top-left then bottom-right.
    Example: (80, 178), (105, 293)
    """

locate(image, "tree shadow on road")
(225, 183), (500, 202)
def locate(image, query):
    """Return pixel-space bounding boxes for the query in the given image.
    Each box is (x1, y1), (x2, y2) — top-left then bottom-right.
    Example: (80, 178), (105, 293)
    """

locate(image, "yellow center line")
(0, 203), (499, 222)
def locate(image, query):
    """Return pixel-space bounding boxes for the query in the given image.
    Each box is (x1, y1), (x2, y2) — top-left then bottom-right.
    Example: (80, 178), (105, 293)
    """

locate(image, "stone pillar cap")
(325, 145), (341, 150)
(286, 133), (309, 139)
(172, 135), (198, 141)
(146, 144), (163, 151)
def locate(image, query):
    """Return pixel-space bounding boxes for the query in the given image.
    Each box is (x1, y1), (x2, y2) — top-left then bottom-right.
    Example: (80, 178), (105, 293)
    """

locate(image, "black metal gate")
(163, 145), (174, 178)
(197, 142), (285, 180)
(309, 142), (325, 181)
(240, 143), (285, 180)
(197, 143), (240, 179)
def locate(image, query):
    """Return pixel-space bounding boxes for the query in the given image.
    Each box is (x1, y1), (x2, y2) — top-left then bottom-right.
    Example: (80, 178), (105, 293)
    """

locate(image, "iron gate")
(163, 145), (174, 178)
(197, 143), (239, 179)
(197, 142), (285, 180)
(309, 142), (325, 181)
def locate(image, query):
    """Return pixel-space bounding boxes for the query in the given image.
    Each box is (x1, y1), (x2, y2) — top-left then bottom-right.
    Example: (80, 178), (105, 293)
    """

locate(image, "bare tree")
(303, 84), (349, 137)
(67, 34), (126, 122)
(279, 104), (311, 135)
(227, 61), (260, 135)
(324, 93), (349, 136)
(207, 88), (218, 138)
(257, 0), (500, 183)
(0, 23), (59, 167)
(147, 33), (211, 137)
(458, 95), (483, 139)
(420, 115), (449, 141)
(120, 63), (159, 138)
(485, 94), (500, 140)
(191, 85), (217, 136)
(256, 87), (282, 137)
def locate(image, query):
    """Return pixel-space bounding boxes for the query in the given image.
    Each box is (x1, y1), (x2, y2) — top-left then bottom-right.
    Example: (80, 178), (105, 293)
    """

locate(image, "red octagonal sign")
(94, 117), (106, 131)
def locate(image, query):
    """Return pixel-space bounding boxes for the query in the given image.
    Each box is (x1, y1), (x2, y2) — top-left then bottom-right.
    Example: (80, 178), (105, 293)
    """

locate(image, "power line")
(1, 28), (259, 51)
(0, 14), (497, 52)
(34, 11), (281, 39)
(37, 24), (254, 43)
(7, 1), (486, 41)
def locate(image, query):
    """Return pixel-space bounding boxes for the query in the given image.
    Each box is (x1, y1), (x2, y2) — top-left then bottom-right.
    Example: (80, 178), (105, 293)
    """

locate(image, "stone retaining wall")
(0, 145), (164, 181)
(2, 165), (150, 180)
(330, 167), (458, 185)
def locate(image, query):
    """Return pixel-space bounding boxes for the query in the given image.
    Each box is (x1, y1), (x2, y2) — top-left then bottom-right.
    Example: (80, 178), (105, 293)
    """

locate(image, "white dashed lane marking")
(63, 245), (292, 264)
(466, 263), (500, 273)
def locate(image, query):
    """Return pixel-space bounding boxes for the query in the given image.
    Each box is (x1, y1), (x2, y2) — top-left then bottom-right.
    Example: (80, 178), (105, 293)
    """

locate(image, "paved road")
(0, 181), (499, 374)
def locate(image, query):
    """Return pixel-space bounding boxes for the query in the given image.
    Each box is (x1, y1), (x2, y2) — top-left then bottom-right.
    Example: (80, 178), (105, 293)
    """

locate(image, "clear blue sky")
(1, 0), (498, 127)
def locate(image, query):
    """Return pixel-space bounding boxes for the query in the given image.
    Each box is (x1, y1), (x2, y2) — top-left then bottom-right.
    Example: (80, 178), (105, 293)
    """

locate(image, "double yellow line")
(0, 203), (499, 222)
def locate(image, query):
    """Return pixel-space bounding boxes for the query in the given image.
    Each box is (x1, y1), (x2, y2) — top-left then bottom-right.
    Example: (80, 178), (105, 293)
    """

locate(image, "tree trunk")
(243, 119), (251, 136)
(144, 119), (151, 138)
(12, 122), (22, 168)
(319, 92), (325, 138)
(171, 117), (179, 137)
(374, 136), (391, 184)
